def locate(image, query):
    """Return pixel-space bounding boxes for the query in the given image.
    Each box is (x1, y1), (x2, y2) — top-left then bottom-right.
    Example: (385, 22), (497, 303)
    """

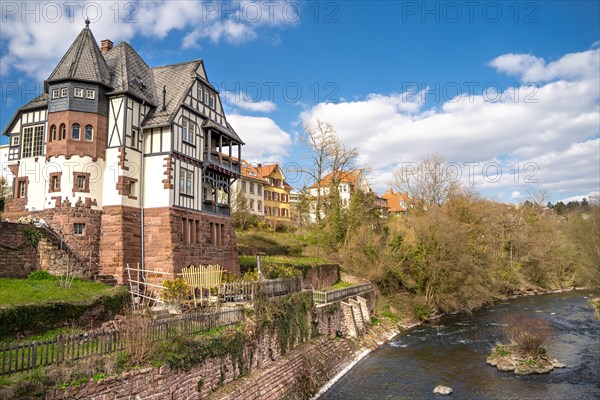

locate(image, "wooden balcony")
(203, 150), (240, 175)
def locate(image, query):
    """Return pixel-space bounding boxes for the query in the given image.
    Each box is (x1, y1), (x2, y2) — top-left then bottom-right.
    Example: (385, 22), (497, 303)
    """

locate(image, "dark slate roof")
(144, 61), (243, 144)
(45, 25), (111, 89)
(104, 42), (157, 106)
(2, 94), (48, 136)
(144, 61), (199, 127)
(203, 119), (244, 144)
(21, 93), (48, 111)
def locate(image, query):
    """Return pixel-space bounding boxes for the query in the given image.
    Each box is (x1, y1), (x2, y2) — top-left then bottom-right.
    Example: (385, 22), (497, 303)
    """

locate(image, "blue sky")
(1, 1), (599, 203)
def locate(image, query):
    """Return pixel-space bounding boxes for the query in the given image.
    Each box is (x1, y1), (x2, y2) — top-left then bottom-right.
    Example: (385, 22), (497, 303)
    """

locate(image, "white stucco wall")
(142, 155), (171, 208)
(232, 178), (265, 217)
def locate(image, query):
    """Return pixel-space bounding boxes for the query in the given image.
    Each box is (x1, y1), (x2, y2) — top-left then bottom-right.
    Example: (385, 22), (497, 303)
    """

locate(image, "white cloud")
(300, 49), (600, 201)
(511, 191), (522, 199)
(0, 0), (298, 81)
(228, 114), (292, 162)
(222, 92), (277, 113)
(559, 192), (600, 204)
(489, 48), (600, 82)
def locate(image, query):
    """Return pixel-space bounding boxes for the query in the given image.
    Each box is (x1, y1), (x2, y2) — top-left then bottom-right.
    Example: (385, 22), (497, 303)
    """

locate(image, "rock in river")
(433, 385), (453, 395)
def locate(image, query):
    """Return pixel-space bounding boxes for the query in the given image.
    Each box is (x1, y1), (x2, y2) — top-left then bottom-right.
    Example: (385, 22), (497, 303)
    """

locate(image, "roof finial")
(85, 18), (90, 27)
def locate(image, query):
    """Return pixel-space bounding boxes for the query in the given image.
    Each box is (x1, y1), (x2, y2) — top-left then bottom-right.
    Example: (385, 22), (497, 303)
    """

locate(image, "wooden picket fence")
(0, 308), (244, 376)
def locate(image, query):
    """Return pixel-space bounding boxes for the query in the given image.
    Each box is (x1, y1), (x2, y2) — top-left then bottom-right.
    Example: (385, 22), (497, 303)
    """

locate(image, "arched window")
(84, 125), (93, 141)
(72, 124), (80, 140)
(59, 124), (66, 140)
(49, 125), (56, 142)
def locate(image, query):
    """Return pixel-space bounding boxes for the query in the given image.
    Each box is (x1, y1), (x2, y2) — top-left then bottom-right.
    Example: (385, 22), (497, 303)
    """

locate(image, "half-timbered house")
(1, 21), (243, 281)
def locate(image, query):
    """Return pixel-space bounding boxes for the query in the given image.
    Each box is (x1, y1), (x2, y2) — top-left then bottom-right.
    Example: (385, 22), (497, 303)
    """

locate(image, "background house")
(307, 169), (371, 222)
(257, 163), (291, 226)
(231, 159), (267, 218)
(382, 189), (413, 214)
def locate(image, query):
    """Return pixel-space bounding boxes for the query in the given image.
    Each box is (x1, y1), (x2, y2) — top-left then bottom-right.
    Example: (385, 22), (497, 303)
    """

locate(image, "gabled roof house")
(2, 21), (244, 281)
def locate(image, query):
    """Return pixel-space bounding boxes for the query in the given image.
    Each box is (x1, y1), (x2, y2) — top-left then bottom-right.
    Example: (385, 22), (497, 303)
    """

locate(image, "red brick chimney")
(100, 39), (113, 54)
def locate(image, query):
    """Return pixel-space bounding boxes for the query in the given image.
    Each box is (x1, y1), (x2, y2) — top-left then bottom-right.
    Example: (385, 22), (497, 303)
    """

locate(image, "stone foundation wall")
(301, 264), (340, 290)
(144, 207), (240, 277)
(41, 206), (103, 278)
(38, 237), (92, 279)
(0, 222), (38, 278)
(99, 205), (142, 284)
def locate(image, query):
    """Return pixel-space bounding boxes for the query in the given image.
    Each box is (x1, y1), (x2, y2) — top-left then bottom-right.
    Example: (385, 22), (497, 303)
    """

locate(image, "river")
(321, 291), (600, 400)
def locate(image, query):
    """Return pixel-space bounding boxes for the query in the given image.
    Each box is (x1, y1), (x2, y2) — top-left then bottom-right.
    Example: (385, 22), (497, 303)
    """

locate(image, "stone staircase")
(341, 295), (371, 337)
(95, 274), (118, 286)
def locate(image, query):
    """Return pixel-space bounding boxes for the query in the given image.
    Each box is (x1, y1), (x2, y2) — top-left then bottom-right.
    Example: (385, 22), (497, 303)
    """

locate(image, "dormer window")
(60, 88), (68, 97)
(86, 89), (95, 99)
(135, 75), (145, 88)
(52, 89), (59, 99)
(74, 87), (84, 98)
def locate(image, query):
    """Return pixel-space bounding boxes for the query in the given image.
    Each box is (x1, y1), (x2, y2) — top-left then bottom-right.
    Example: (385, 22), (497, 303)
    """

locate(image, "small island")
(487, 314), (565, 375)
(487, 344), (565, 375)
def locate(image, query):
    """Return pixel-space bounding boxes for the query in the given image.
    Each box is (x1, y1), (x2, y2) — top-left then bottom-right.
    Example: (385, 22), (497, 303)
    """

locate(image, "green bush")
(414, 303), (430, 321)
(162, 278), (190, 304)
(27, 270), (57, 281)
(286, 244), (303, 256)
(21, 227), (42, 248)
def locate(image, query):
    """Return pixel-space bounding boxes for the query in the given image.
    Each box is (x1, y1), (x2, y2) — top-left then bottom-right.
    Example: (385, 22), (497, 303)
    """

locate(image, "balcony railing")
(201, 200), (231, 216)
(204, 150), (240, 175)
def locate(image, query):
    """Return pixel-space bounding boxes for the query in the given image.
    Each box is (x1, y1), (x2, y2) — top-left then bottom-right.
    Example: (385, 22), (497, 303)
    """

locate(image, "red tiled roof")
(381, 189), (412, 212)
(256, 164), (278, 178)
(308, 170), (362, 189)
(239, 159), (269, 183)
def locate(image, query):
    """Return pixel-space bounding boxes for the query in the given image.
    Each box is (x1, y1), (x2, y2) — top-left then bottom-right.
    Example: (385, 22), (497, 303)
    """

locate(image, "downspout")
(140, 100), (146, 281)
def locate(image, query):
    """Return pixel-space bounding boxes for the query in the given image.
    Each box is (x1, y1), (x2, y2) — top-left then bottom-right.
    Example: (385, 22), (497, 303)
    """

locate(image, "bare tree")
(299, 120), (357, 223)
(327, 137), (360, 189)
(392, 153), (461, 209)
(232, 190), (253, 230)
(527, 188), (549, 211)
(291, 187), (312, 227)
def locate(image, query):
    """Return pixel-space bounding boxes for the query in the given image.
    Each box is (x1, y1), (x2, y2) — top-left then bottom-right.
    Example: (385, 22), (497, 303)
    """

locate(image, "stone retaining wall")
(44, 298), (368, 400)
(0, 222), (38, 278)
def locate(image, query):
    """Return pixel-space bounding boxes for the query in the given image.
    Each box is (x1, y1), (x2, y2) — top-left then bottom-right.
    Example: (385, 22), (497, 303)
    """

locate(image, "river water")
(322, 291), (600, 400)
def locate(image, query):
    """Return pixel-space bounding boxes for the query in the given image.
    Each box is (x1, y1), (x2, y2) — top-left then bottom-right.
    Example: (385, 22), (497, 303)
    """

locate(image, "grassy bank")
(0, 277), (128, 340)
(0, 278), (118, 307)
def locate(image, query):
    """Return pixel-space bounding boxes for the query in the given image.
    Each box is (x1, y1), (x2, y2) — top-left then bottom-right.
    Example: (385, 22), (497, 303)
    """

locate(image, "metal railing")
(0, 308), (244, 376)
(222, 277), (302, 302)
(312, 283), (373, 305)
